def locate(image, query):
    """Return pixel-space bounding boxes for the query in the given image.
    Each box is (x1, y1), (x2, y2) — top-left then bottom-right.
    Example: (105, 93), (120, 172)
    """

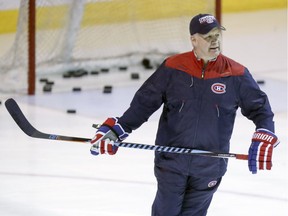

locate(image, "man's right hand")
(90, 117), (129, 156)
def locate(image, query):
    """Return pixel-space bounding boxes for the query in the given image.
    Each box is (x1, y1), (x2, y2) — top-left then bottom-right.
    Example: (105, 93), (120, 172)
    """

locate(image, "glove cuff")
(252, 128), (280, 147)
(102, 117), (129, 141)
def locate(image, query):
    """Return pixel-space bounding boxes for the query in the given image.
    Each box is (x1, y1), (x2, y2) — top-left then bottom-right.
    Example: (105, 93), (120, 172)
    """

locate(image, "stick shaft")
(116, 142), (248, 160)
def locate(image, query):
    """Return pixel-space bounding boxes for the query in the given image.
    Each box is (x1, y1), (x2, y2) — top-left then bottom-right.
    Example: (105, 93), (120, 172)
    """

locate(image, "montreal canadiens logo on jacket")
(211, 83), (226, 94)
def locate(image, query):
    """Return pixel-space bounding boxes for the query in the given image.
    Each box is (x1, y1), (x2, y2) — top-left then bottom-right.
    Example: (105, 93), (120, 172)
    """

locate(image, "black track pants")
(151, 166), (222, 216)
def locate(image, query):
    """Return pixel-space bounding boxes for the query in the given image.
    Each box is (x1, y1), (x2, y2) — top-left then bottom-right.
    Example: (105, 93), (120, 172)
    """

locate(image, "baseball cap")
(189, 14), (225, 35)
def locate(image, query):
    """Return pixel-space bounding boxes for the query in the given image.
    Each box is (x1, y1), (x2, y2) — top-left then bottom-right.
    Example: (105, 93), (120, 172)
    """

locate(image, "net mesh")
(0, 0), (216, 93)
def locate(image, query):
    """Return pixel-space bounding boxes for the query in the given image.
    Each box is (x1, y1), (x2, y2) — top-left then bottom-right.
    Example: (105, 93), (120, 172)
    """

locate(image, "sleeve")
(117, 61), (172, 132)
(237, 68), (275, 132)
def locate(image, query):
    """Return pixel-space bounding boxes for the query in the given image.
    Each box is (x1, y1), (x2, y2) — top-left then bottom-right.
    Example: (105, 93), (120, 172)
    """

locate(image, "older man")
(90, 14), (279, 216)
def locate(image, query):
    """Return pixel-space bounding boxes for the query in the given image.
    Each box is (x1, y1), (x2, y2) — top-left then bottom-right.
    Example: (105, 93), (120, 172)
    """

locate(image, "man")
(90, 14), (280, 216)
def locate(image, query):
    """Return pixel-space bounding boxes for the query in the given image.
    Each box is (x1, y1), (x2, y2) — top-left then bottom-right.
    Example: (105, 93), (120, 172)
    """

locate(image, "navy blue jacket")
(118, 51), (274, 177)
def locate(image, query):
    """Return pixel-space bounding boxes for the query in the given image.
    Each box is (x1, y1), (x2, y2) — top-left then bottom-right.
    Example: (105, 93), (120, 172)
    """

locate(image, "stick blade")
(5, 98), (37, 137)
(5, 98), (91, 143)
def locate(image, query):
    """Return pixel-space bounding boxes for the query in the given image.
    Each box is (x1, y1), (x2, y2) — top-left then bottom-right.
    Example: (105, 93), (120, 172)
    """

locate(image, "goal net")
(0, 0), (220, 94)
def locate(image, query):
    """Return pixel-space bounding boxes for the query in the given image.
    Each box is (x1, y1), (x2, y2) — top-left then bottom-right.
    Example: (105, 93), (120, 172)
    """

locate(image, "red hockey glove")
(90, 117), (129, 156)
(248, 128), (280, 174)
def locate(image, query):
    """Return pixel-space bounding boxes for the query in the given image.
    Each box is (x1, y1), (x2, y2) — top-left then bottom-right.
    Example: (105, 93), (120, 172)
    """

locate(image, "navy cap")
(189, 14), (225, 35)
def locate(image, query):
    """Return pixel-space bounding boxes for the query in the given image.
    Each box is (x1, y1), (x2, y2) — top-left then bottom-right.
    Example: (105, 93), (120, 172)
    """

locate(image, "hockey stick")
(5, 98), (248, 160)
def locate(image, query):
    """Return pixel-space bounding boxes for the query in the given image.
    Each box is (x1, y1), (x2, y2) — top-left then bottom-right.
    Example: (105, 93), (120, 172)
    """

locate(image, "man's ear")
(190, 35), (196, 46)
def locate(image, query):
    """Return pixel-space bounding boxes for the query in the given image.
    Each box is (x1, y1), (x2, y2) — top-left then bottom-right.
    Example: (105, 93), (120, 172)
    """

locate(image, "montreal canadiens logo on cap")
(199, 15), (216, 24)
(211, 83), (226, 94)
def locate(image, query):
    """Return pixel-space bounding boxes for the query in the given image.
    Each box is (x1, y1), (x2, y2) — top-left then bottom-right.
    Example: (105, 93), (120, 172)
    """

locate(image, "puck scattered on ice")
(101, 68), (109, 73)
(73, 69), (88, 77)
(90, 70), (99, 75)
(63, 71), (73, 78)
(72, 87), (82, 92)
(43, 85), (52, 92)
(103, 85), (112, 93)
(63, 69), (88, 78)
(67, 109), (76, 114)
(0, 100), (2, 105)
(46, 80), (55, 85)
(141, 58), (153, 69)
(39, 78), (48, 83)
(119, 66), (128, 71)
(131, 73), (140, 80)
(257, 80), (265, 85)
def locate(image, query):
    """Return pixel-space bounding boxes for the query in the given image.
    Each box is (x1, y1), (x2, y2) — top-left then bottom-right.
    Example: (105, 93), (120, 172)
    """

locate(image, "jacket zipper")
(201, 63), (208, 79)
(191, 64), (207, 149)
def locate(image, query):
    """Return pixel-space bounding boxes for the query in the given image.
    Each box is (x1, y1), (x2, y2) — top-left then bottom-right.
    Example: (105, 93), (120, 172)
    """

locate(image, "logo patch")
(208, 180), (218, 188)
(199, 15), (216, 24)
(211, 83), (226, 94)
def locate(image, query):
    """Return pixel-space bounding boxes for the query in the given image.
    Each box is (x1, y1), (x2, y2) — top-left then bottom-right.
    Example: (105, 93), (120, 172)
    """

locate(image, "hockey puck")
(46, 80), (55, 85)
(73, 69), (88, 77)
(67, 109), (76, 114)
(39, 78), (48, 83)
(141, 58), (153, 69)
(63, 71), (73, 78)
(103, 85), (112, 93)
(101, 68), (109, 73)
(72, 87), (82, 92)
(43, 84), (52, 92)
(257, 80), (265, 85)
(90, 70), (99, 75)
(119, 66), (128, 71)
(131, 73), (140, 80)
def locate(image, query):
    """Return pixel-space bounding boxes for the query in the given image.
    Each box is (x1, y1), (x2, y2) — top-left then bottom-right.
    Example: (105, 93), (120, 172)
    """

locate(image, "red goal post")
(0, 0), (222, 95)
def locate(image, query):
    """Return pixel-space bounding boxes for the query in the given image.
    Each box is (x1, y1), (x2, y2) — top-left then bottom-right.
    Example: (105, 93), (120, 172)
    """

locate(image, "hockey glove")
(248, 128), (280, 174)
(90, 117), (129, 156)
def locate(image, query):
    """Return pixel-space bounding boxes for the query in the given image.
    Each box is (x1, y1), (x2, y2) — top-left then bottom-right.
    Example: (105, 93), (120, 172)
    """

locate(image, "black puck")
(141, 58), (153, 69)
(90, 70), (99, 75)
(101, 68), (109, 73)
(119, 66), (128, 71)
(131, 73), (140, 80)
(72, 87), (82, 92)
(257, 80), (265, 85)
(46, 80), (55, 85)
(103, 85), (112, 93)
(63, 71), (72, 78)
(67, 109), (76, 114)
(39, 78), (48, 83)
(73, 69), (88, 77)
(43, 85), (52, 92)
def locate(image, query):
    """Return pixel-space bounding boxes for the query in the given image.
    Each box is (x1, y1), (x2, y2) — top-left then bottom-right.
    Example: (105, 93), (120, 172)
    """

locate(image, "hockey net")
(0, 0), (220, 94)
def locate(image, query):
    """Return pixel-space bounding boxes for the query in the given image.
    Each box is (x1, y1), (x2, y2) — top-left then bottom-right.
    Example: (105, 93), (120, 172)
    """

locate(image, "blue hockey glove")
(248, 128), (280, 174)
(90, 117), (129, 155)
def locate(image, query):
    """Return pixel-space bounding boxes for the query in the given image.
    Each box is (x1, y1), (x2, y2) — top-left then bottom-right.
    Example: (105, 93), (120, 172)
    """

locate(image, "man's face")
(191, 28), (222, 62)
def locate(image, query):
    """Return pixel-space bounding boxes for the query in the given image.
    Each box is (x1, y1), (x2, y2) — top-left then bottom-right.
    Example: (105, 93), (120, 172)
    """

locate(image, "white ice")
(0, 9), (287, 216)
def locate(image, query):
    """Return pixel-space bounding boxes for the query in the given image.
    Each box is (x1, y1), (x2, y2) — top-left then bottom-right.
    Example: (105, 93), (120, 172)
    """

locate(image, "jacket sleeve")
(117, 62), (171, 132)
(238, 68), (275, 132)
